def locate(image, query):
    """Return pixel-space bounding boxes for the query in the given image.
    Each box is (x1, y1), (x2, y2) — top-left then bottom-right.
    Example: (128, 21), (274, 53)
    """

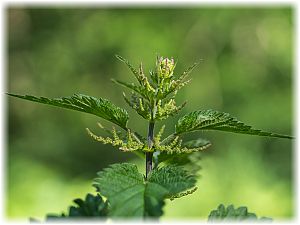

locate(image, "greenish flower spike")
(86, 124), (147, 152)
(157, 57), (176, 79)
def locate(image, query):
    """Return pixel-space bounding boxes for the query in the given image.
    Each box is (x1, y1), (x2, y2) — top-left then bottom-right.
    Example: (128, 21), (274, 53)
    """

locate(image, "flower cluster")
(113, 55), (198, 122)
(157, 57), (176, 79)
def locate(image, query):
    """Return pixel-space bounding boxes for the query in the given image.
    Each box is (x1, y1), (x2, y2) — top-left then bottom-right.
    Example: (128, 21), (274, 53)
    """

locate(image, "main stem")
(146, 121), (155, 179)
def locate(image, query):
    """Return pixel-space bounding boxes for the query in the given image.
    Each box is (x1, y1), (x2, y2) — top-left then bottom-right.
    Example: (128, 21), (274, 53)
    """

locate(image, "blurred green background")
(7, 7), (293, 221)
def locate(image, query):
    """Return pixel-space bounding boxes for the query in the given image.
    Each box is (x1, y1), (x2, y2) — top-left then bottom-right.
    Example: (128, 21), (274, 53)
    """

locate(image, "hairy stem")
(146, 121), (155, 179)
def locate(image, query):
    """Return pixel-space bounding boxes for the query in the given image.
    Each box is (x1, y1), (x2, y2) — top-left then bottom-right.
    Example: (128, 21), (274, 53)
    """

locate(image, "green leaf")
(94, 163), (164, 218)
(94, 163), (197, 218)
(207, 204), (272, 222)
(176, 109), (293, 139)
(7, 93), (129, 129)
(111, 79), (150, 100)
(148, 165), (197, 197)
(115, 55), (141, 83)
(46, 193), (108, 220)
(157, 151), (203, 175)
(180, 62), (200, 79)
(183, 138), (211, 149)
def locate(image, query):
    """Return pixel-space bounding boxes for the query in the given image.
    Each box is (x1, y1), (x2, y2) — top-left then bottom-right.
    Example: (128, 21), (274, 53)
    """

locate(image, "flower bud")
(158, 57), (175, 78)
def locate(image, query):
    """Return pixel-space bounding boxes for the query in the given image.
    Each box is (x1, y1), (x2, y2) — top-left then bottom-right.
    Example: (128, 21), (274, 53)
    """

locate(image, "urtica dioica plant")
(8, 55), (293, 221)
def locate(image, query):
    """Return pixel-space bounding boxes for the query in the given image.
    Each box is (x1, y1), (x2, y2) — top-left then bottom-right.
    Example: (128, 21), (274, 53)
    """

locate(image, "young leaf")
(94, 163), (197, 218)
(111, 79), (150, 100)
(175, 109), (293, 139)
(207, 204), (272, 222)
(122, 92), (152, 120)
(115, 55), (141, 84)
(7, 93), (129, 129)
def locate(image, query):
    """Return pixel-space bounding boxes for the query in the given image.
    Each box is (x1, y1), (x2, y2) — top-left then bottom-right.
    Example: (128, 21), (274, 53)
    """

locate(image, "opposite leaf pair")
(94, 163), (197, 217)
(8, 55), (293, 221)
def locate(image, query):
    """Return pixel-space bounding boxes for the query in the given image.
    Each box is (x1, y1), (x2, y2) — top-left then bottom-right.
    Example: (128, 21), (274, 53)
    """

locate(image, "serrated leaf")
(207, 204), (272, 222)
(7, 93), (129, 129)
(156, 147), (203, 175)
(94, 163), (196, 218)
(46, 193), (108, 220)
(148, 165), (197, 197)
(94, 163), (164, 218)
(169, 187), (198, 201)
(176, 109), (293, 139)
(183, 138), (211, 148)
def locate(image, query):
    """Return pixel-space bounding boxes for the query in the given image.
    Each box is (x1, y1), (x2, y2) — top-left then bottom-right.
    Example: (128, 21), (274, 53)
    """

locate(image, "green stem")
(146, 121), (155, 179)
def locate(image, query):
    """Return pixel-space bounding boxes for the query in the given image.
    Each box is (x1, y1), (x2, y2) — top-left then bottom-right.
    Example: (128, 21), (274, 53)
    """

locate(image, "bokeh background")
(7, 6), (294, 220)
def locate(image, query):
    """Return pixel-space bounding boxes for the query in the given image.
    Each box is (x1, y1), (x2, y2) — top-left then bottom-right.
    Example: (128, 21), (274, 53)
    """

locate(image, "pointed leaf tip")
(176, 109), (293, 139)
(8, 93), (129, 129)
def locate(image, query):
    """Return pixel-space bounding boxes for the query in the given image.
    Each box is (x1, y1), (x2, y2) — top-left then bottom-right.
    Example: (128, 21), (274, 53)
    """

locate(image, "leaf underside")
(176, 109), (293, 139)
(208, 204), (272, 222)
(94, 163), (196, 218)
(157, 152), (203, 175)
(7, 93), (129, 129)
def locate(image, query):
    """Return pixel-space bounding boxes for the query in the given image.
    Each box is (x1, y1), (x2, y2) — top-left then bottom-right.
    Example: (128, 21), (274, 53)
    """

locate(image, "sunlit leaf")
(8, 93), (129, 129)
(94, 163), (196, 218)
(176, 109), (293, 139)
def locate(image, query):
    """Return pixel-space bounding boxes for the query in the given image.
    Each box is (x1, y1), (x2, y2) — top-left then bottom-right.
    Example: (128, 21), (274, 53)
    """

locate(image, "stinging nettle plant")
(8, 55), (293, 221)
